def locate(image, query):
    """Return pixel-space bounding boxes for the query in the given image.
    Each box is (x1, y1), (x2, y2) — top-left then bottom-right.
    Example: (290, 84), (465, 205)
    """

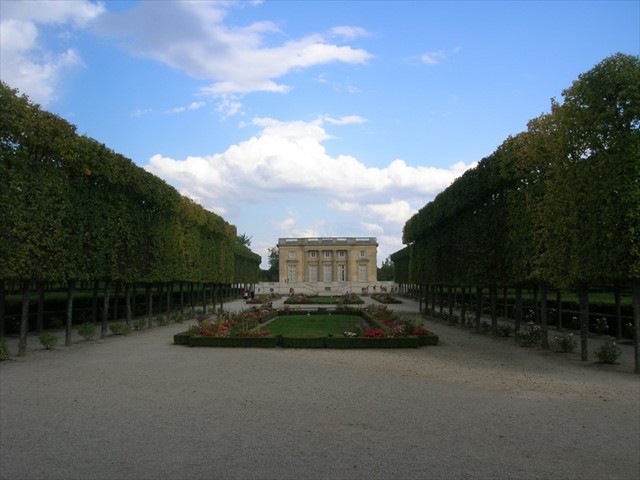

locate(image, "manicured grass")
(265, 314), (366, 337)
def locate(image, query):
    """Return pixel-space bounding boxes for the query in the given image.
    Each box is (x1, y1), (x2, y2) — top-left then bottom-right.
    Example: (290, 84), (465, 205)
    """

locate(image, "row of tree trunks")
(5, 280), (233, 357)
(407, 281), (639, 374)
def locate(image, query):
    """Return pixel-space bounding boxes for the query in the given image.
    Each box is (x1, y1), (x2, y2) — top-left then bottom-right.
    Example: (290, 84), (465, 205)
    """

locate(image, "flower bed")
(370, 293), (402, 304)
(284, 294), (364, 305)
(174, 307), (438, 349)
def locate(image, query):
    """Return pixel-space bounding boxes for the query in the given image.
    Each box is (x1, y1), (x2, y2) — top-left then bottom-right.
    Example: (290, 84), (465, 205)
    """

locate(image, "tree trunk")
(92, 280), (99, 324)
(112, 281), (121, 322)
(632, 280), (639, 375)
(17, 280), (30, 357)
(514, 286), (523, 342)
(475, 286), (482, 334)
(125, 283), (132, 327)
(179, 282), (184, 315)
(614, 281), (622, 340)
(539, 283), (549, 350)
(577, 284), (589, 361)
(490, 286), (497, 335)
(460, 286), (466, 326)
(65, 279), (75, 346)
(0, 279), (6, 337)
(36, 280), (45, 333)
(100, 280), (111, 339)
(502, 287), (508, 322)
(146, 283), (153, 328)
(448, 285), (453, 321)
(556, 290), (563, 330)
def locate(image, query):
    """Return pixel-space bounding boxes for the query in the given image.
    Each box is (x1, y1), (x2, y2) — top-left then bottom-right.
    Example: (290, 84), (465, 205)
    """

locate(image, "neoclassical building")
(277, 237), (378, 285)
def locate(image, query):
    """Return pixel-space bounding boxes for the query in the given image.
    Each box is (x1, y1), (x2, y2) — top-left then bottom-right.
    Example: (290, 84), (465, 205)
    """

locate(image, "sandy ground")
(1, 296), (639, 480)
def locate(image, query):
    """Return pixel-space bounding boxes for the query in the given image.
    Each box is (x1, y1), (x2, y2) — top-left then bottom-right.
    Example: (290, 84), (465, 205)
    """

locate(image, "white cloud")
(420, 46), (462, 66)
(144, 116), (474, 250)
(165, 101), (207, 114)
(323, 115), (367, 126)
(95, 2), (373, 100)
(0, 1), (104, 105)
(330, 26), (370, 40)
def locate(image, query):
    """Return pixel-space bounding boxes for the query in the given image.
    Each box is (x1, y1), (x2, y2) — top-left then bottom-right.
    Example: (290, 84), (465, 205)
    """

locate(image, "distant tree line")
(0, 81), (261, 355)
(391, 53), (640, 372)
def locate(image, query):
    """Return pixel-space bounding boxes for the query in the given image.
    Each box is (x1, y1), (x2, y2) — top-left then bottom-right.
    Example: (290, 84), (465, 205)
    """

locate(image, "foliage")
(133, 318), (147, 331)
(552, 332), (577, 353)
(518, 322), (542, 346)
(595, 340), (622, 364)
(377, 257), (394, 281)
(496, 323), (512, 337)
(109, 322), (131, 335)
(0, 337), (11, 361)
(38, 332), (58, 350)
(0, 80), (258, 287)
(591, 317), (609, 335)
(77, 322), (96, 341)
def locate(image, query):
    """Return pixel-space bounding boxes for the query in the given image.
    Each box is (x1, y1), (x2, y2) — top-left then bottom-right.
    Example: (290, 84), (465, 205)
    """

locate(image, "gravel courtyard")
(1, 297), (638, 480)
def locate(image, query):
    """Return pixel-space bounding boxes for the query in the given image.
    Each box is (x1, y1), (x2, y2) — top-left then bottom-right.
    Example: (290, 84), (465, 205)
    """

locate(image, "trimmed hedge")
(280, 336), (327, 348)
(174, 331), (437, 348)
(418, 333), (439, 346)
(325, 336), (420, 349)
(188, 335), (279, 348)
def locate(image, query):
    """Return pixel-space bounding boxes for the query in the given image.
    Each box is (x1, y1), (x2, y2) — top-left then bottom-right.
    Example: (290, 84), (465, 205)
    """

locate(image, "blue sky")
(1, 1), (638, 268)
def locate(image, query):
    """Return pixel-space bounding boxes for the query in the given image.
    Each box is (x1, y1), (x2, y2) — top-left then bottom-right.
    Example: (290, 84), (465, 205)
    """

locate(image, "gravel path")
(1, 297), (639, 480)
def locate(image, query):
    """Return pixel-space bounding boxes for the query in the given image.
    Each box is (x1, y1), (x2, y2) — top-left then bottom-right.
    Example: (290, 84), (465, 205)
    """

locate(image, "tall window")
(358, 265), (367, 282)
(359, 250), (366, 258)
(308, 265), (318, 282)
(338, 264), (346, 282)
(323, 264), (332, 282)
(287, 265), (297, 282)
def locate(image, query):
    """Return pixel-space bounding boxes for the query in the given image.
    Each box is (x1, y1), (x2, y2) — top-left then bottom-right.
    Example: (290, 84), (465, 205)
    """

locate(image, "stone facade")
(278, 237), (378, 285)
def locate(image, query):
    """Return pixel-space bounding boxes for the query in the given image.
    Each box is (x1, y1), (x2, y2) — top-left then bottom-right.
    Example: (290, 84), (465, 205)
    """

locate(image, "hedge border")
(173, 332), (438, 348)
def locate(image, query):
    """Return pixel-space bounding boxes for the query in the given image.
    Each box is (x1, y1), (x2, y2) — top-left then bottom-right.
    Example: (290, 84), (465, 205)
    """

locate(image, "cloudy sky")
(1, 1), (638, 268)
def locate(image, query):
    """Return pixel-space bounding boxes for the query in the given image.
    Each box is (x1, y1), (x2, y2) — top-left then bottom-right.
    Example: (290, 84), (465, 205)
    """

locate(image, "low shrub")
(325, 336), (420, 349)
(595, 340), (622, 364)
(39, 332), (58, 350)
(0, 337), (11, 361)
(77, 322), (96, 341)
(552, 332), (577, 353)
(174, 331), (192, 345)
(189, 335), (278, 348)
(280, 336), (326, 348)
(155, 315), (171, 326)
(109, 322), (131, 336)
(496, 323), (512, 337)
(133, 318), (147, 331)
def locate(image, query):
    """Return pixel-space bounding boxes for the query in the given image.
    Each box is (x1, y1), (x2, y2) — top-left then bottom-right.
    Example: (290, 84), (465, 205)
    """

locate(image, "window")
(358, 265), (367, 282)
(288, 251), (297, 259)
(338, 250), (346, 258)
(359, 250), (366, 258)
(287, 265), (297, 282)
(323, 250), (332, 259)
(323, 264), (332, 282)
(309, 250), (317, 258)
(308, 265), (318, 282)
(338, 264), (346, 282)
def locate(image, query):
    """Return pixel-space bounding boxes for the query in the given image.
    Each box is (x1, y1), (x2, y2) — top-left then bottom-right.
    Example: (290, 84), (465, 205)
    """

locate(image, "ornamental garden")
(173, 296), (438, 349)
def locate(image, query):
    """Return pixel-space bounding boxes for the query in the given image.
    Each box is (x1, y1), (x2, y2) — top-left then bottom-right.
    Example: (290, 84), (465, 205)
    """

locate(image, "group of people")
(242, 289), (255, 301)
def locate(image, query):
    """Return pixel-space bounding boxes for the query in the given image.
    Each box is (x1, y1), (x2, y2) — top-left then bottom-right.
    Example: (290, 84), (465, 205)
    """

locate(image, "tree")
(237, 233), (252, 246)
(261, 246), (279, 282)
(377, 257), (394, 281)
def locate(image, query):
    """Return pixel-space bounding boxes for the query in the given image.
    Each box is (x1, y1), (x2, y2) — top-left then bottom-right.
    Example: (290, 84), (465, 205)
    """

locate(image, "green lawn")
(264, 314), (366, 337)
